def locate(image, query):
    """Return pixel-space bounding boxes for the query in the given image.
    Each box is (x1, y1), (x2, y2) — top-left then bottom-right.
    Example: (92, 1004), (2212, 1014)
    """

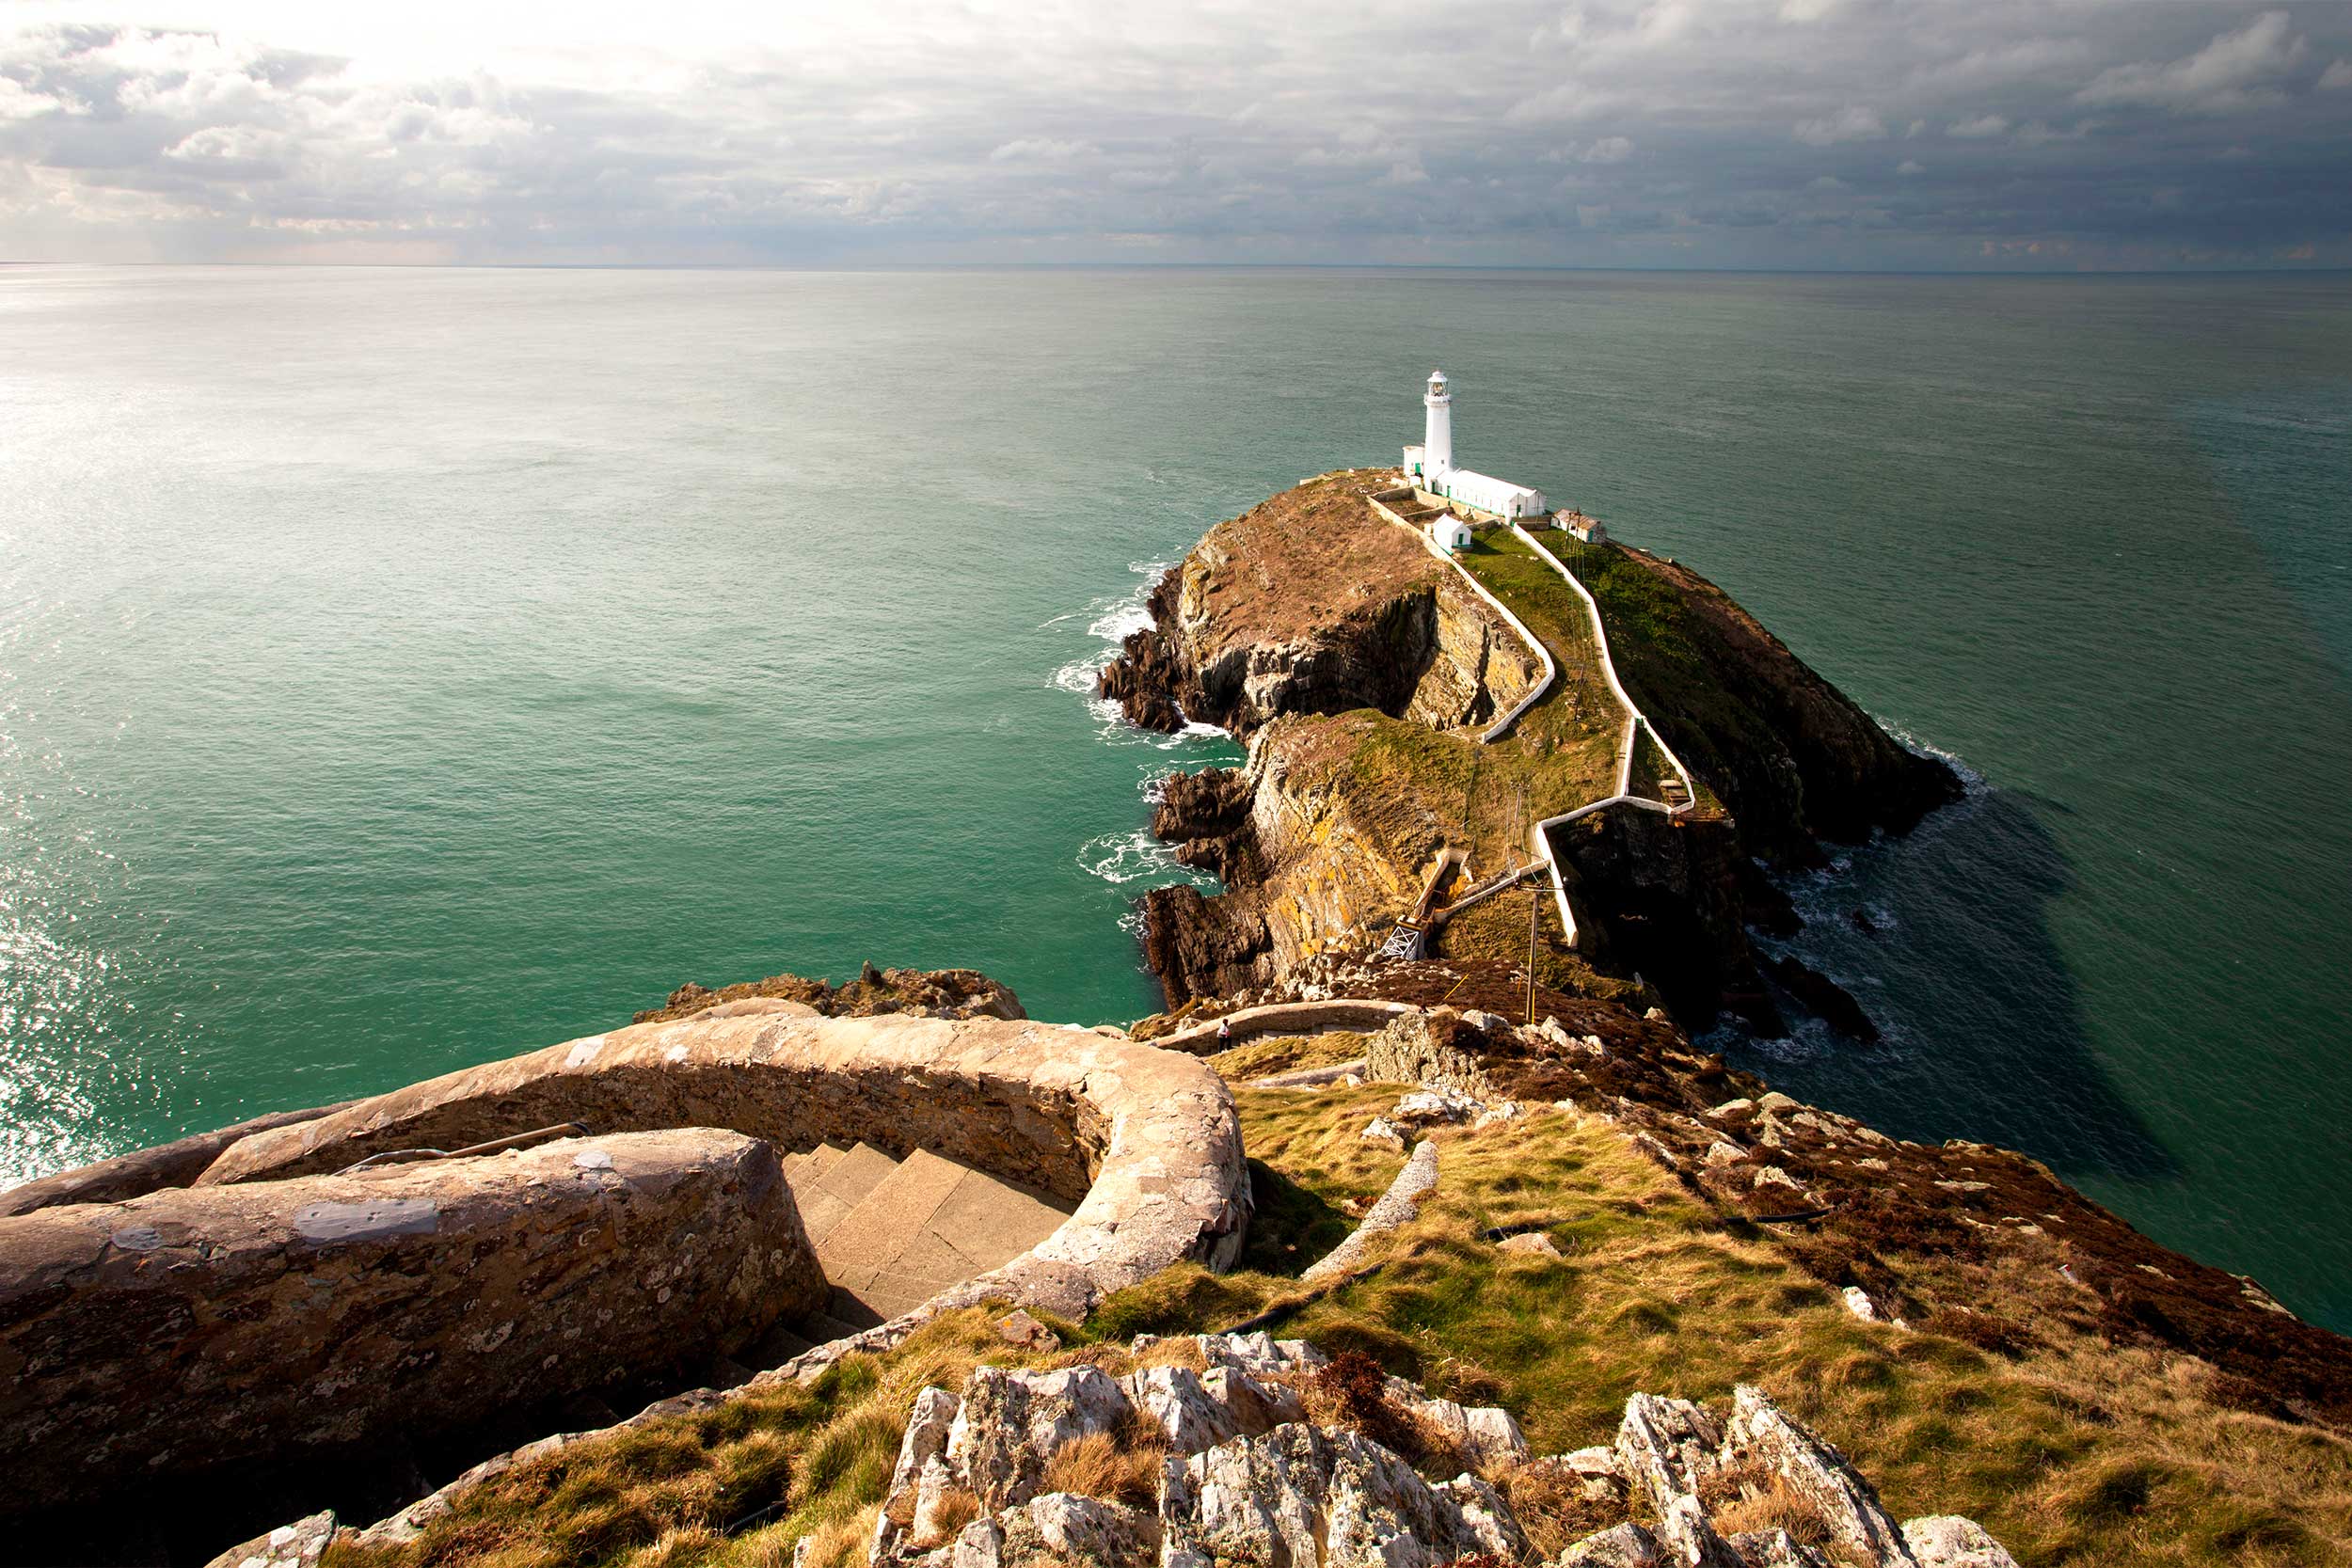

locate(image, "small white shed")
(1431, 515), (1474, 553)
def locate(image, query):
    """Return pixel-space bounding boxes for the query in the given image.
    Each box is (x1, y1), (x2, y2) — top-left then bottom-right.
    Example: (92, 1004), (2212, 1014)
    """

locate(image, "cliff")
(1103, 471), (1960, 1031)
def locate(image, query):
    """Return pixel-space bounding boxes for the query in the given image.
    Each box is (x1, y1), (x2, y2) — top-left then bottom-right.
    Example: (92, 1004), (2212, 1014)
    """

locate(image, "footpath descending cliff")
(1104, 470), (1959, 1031)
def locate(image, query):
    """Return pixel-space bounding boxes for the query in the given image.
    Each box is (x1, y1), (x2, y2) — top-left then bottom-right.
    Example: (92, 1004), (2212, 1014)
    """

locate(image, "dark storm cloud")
(1, 2), (2348, 265)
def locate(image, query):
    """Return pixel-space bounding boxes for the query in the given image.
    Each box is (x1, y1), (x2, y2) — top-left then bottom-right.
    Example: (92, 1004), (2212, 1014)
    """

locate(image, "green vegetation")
(335, 1076), (2352, 1568)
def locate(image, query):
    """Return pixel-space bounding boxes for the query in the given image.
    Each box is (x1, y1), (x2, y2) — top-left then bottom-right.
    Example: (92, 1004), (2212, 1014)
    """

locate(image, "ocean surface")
(3, 265), (2347, 1331)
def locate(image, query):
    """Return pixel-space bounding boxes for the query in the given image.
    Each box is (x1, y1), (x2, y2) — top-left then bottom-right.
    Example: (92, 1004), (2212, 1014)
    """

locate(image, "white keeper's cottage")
(1401, 371), (1547, 520)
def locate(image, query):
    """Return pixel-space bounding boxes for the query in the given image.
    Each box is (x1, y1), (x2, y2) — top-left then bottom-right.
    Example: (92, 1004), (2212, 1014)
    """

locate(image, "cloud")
(0, 4), (2346, 268)
(1793, 105), (1885, 146)
(988, 138), (1098, 163)
(2077, 9), (2308, 114)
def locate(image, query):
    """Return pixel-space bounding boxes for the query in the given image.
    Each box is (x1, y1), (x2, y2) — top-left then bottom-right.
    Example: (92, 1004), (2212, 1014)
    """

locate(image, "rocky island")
(2, 470), (2347, 1568)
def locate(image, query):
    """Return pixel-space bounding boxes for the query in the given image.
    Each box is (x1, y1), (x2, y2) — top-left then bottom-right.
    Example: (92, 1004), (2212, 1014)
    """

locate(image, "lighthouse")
(1399, 370), (1548, 520)
(1422, 369), (1454, 477)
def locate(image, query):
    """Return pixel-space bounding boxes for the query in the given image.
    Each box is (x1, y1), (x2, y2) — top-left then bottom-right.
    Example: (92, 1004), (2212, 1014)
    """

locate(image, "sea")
(3, 264), (2347, 1331)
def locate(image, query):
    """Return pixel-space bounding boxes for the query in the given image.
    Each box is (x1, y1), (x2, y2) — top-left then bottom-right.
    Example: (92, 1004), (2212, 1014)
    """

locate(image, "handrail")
(1360, 486), (1702, 951)
(1507, 521), (1701, 947)
(1368, 493), (1556, 742)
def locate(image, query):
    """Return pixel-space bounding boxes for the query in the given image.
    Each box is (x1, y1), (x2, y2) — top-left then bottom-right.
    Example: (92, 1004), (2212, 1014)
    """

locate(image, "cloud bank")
(2, 1), (2347, 267)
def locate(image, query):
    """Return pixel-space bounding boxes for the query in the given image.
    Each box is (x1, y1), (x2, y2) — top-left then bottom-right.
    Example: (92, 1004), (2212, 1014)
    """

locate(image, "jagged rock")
(1124, 1364), (1243, 1452)
(946, 1366), (1136, 1511)
(1616, 1394), (1725, 1517)
(996, 1309), (1061, 1352)
(1392, 1089), (1479, 1127)
(1460, 1009), (1512, 1035)
(1656, 1494), (1748, 1567)
(1002, 1493), (1155, 1568)
(885, 1386), (964, 1543)
(1722, 1386), (1919, 1568)
(204, 1510), (336, 1568)
(1364, 1009), (1491, 1094)
(1557, 1522), (1663, 1567)
(1842, 1286), (1883, 1323)
(1198, 1330), (1330, 1381)
(1899, 1517), (2020, 1568)
(1380, 1376), (1530, 1467)
(1727, 1529), (1834, 1567)
(0, 1130), (821, 1515)
(1499, 1230), (1563, 1259)
(1161, 1422), (1525, 1568)
(1360, 1117), (1409, 1152)
(1473, 1101), (1529, 1130)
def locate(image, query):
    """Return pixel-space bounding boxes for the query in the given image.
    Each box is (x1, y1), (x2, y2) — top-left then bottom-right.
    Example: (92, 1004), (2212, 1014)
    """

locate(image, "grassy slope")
(327, 1061), (2352, 1568)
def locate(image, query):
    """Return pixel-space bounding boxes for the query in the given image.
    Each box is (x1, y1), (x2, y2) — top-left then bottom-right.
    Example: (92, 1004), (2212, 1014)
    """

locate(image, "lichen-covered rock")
(946, 1366), (1136, 1510)
(1616, 1394), (1725, 1518)
(1721, 1386), (1918, 1568)
(1364, 1009), (1491, 1094)
(1727, 1529), (1834, 1568)
(202, 1510), (336, 1568)
(0, 1130), (818, 1515)
(1380, 1376), (1529, 1468)
(1162, 1422), (1525, 1568)
(1009, 1493), (1155, 1568)
(1899, 1516), (2020, 1568)
(1655, 1494), (1746, 1567)
(1555, 1521), (1662, 1566)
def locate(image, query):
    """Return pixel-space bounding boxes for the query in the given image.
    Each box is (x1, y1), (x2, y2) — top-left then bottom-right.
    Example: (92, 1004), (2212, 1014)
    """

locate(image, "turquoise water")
(3, 265), (2347, 1332)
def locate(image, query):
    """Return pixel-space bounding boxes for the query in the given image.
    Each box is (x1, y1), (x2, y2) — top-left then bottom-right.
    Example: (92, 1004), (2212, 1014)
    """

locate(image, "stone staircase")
(775, 1141), (1073, 1344)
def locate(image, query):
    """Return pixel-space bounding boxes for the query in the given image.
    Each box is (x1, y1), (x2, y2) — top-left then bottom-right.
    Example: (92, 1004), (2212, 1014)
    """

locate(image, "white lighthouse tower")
(1422, 370), (1454, 478)
(1398, 369), (1549, 520)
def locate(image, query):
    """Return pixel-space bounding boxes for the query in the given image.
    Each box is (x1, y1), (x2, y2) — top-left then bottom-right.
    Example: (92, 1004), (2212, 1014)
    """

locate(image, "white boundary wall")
(1367, 493), (1555, 743)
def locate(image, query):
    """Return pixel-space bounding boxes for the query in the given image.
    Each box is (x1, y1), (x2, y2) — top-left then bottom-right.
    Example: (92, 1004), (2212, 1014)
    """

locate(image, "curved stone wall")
(0, 1129), (822, 1516)
(197, 999), (1252, 1319)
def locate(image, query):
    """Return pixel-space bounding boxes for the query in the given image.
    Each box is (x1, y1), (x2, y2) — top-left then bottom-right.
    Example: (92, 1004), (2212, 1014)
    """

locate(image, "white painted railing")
(1362, 493), (1703, 950)
(1367, 493), (1556, 742)
(1507, 521), (1701, 947)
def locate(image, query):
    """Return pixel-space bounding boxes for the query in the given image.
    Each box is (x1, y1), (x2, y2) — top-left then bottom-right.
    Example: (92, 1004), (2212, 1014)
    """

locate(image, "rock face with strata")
(1098, 474), (1539, 743)
(0, 1130), (821, 1515)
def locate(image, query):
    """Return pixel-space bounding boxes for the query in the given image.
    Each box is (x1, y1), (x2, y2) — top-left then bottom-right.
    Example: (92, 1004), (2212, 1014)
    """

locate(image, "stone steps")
(780, 1142), (1072, 1337)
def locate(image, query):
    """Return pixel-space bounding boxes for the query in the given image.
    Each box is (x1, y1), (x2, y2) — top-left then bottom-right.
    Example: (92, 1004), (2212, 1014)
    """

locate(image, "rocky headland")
(3, 470), (2348, 1568)
(1103, 470), (1958, 1033)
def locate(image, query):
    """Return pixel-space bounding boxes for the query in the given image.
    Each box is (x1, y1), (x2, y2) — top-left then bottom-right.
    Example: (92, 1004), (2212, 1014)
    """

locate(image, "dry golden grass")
(907, 1487), (979, 1550)
(1185, 1085), (2352, 1567)
(1039, 1429), (1164, 1510)
(323, 1076), (2352, 1568)
(1205, 1031), (1369, 1083)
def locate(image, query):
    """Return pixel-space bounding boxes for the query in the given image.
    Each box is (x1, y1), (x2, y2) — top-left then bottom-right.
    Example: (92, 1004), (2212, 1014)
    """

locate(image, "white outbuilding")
(1402, 371), (1548, 520)
(1430, 515), (1474, 553)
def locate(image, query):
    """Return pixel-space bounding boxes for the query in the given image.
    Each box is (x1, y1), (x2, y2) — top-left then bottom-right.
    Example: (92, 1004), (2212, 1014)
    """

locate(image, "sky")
(2, 0), (2349, 268)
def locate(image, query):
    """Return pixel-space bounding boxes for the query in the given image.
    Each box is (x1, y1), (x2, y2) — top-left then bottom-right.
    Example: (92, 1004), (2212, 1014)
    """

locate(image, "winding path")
(1368, 491), (1699, 949)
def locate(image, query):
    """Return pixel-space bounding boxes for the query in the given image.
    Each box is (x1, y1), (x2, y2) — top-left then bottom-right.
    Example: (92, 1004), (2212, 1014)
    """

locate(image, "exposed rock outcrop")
(0, 1130), (821, 1515)
(634, 965), (1024, 1026)
(870, 1340), (2005, 1568)
(1098, 473), (1539, 743)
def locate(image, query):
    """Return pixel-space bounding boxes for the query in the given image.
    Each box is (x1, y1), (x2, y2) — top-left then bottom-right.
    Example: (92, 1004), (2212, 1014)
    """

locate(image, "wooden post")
(1525, 883), (1541, 1026)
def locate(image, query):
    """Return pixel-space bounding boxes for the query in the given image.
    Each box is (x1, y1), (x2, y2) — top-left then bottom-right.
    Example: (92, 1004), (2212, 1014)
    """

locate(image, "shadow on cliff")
(1708, 784), (2182, 1185)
